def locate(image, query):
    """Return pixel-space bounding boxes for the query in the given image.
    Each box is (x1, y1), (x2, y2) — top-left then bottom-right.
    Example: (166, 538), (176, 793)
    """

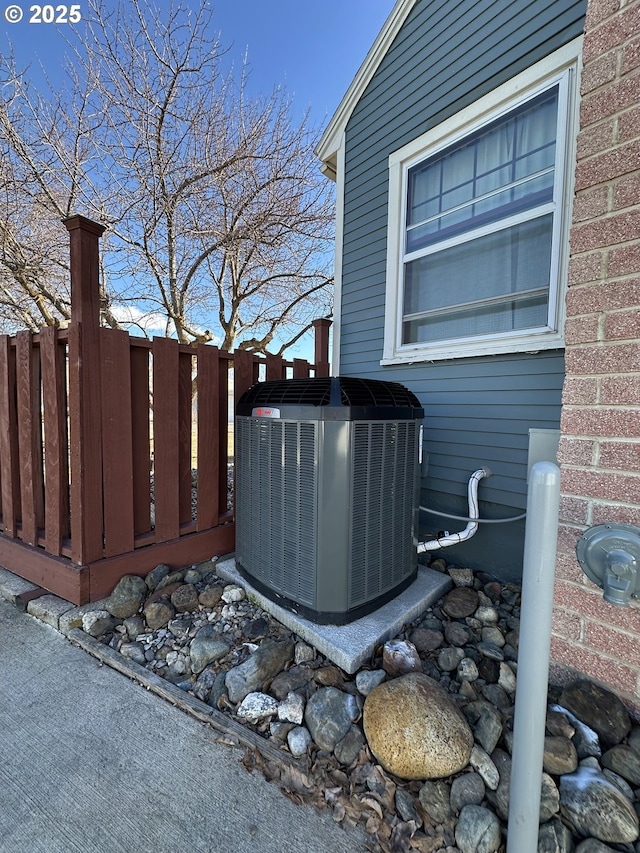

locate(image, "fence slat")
(16, 331), (43, 546)
(0, 335), (20, 537)
(179, 350), (193, 526)
(266, 353), (284, 381)
(130, 344), (151, 537)
(41, 327), (70, 555)
(292, 358), (310, 378)
(196, 345), (220, 529)
(0, 351), (2, 528)
(152, 337), (180, 543)
(100, 328), (135, 557)
(218, 354), (231, 511)
(233, 349), (258, 403)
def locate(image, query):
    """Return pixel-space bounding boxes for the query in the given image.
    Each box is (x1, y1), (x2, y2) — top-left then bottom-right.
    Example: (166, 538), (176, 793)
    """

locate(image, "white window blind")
(402, 86), (559, 345)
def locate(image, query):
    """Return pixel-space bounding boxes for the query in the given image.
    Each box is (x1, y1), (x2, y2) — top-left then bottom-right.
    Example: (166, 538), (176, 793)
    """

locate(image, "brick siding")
(553, 0), (640, 706)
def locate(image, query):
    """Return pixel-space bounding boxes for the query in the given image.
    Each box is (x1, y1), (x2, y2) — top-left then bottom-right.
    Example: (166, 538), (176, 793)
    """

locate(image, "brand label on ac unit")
(252, 407), (281, 418)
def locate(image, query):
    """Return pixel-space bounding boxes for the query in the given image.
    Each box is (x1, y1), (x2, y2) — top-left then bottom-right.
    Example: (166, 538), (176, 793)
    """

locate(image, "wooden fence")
(0, 215), (330, 604)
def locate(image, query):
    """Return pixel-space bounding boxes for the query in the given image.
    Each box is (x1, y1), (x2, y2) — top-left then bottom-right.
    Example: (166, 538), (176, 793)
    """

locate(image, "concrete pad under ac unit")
(216, 557), (452, 674)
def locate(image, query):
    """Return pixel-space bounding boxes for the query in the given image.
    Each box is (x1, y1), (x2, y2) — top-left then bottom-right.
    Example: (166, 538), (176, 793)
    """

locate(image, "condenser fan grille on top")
(236, 375), (422, 414)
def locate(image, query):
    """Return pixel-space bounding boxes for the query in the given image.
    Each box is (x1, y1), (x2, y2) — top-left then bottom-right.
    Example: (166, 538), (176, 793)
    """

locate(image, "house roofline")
(315, 0), (417, 179)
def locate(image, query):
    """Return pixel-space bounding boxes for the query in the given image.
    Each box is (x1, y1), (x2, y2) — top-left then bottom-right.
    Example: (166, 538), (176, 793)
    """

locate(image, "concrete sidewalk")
(0, 598), (366, 853)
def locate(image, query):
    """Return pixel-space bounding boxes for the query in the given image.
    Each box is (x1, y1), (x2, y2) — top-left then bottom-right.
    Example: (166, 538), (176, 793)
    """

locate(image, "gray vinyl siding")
(338, 0), (587, 579)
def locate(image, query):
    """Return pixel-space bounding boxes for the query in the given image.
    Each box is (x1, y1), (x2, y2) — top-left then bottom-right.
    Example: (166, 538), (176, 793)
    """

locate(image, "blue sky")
(2, 1), (394, 127)
(1, 1), (395, 357)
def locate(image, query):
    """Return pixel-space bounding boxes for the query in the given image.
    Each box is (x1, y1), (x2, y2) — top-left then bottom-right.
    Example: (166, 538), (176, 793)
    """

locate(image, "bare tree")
(0, 0), (333, 350)
(0, 46), (122, 331)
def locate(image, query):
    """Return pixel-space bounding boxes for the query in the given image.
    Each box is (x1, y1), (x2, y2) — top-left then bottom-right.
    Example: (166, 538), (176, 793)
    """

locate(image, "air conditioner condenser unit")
(235, 376), (424, 624)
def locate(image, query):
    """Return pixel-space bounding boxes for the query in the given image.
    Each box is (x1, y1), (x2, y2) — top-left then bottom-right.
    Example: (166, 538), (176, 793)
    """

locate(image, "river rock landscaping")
(81, 557), (640, 853)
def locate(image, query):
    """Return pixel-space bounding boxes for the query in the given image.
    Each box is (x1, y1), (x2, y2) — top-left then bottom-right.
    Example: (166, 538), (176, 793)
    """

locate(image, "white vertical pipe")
(506, 461), (561, 853)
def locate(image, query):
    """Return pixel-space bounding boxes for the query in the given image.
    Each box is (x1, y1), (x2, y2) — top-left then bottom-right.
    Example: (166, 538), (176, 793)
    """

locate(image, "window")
(383, 42), (581, 363)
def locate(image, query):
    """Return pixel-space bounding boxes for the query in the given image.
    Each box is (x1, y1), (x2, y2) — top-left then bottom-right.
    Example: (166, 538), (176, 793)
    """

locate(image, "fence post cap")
(63, 214), (106, 237)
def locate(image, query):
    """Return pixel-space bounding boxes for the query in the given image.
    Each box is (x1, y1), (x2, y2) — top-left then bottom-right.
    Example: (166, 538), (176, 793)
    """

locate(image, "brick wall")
(553, 0), (640, 705)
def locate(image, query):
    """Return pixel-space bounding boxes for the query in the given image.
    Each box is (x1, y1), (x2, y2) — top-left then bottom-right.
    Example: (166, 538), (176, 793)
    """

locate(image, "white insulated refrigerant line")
(417, 467), (492, 552)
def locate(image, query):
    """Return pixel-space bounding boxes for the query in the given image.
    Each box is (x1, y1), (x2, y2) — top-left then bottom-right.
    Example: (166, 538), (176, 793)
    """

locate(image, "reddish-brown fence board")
(293, 358), (311, 378)
(130, 342), (152, 537)
(266, 353), (284, 381)
(0, 335), (20, 538)
(152, 337), (181, 544)
(16, 331), (43, 547)
(196, 344), (221, 530)
(40, 327), (70, 555)
(233, 349), (258, 403)
(100, 327), (135, 558)
(178, 350), (193, 527)
(217, 353), (233, 516)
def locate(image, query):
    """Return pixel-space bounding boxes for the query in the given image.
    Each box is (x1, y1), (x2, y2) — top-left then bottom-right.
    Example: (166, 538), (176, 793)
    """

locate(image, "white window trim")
(382, 38), (582, 365)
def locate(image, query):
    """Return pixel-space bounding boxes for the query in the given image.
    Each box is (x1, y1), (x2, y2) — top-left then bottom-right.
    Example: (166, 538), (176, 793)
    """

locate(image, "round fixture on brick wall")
(576, 523), (640, 606)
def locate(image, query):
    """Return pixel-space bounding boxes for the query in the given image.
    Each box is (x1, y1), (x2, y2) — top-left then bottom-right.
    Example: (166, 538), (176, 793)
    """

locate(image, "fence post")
(65, 214), (106, 565)
(312, 318), (331, 377)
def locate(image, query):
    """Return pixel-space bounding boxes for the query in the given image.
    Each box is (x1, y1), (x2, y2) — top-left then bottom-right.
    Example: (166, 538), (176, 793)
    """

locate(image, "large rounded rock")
(560, 680), (631, 747)
(82, 610), (115, 637)
(225, 639), (295, 704)
(189, 625), (230, 674)
(363, 672), (473, 780)
(382, 639), (422, 676)
(418, 780), (451, 823)
(143, 599), (175, 630)
(442, 587), (479, 619)
(236, 692), (278, 723)
(170, 583), (199, 613)
(455, 804), (501, 853)
(144, 563), (171, 591)
(601, 745), (640, 786)
(464, 699), (503, 754)
(543, 735), (578, 775)
(560, 766), (639, 843)
(537, 818), (574, 853)
(105, 574), (147, 618)
(450, 772), (486, 814)
(304, 686), (360, 752)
